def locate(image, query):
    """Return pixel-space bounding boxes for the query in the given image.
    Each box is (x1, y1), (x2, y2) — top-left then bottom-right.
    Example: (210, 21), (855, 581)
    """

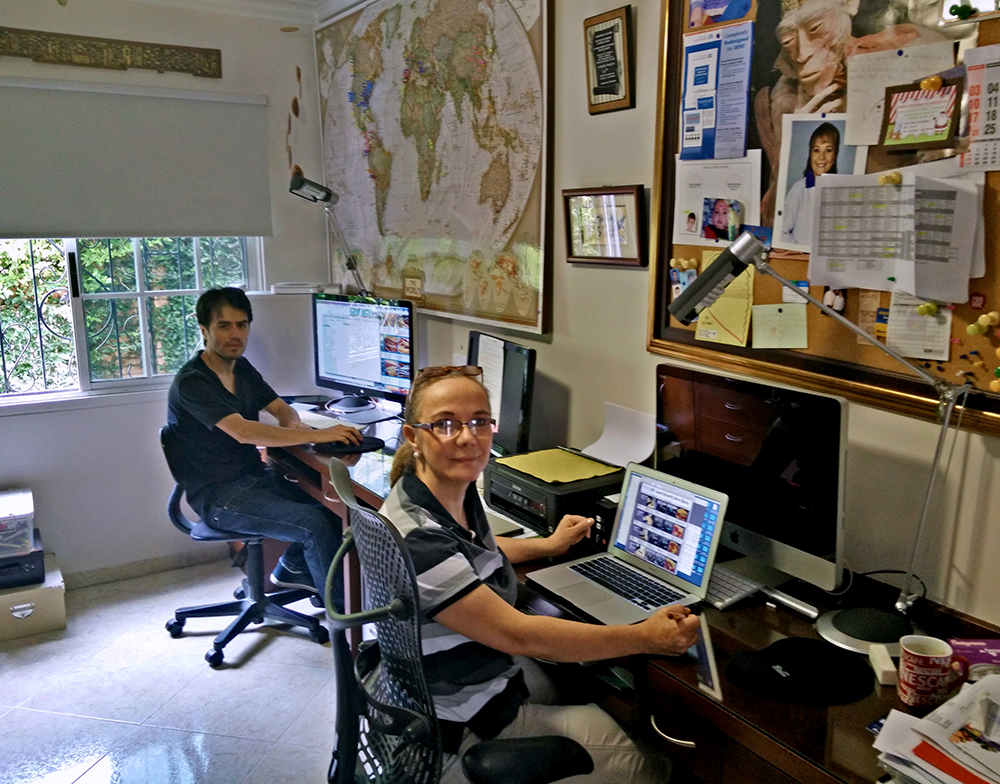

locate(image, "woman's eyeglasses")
(417, 365), (483, 380)
(411, 417), (496, 438)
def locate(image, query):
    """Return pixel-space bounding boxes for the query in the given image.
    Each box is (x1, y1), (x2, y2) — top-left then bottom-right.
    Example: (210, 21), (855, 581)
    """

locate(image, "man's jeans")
(205, 467), (343, 608)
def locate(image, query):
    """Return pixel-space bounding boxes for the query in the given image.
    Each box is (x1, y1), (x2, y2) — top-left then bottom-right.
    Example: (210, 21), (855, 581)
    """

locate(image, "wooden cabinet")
(658, 369), (779, 466)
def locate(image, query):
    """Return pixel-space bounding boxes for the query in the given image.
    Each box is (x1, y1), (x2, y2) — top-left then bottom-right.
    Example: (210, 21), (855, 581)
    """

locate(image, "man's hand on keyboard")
(641, 604), (701, 656)
(311, 423), (363, 446)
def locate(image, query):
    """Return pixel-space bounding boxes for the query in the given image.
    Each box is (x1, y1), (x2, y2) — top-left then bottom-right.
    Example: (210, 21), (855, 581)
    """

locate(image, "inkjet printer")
(482, 450), (624, 550)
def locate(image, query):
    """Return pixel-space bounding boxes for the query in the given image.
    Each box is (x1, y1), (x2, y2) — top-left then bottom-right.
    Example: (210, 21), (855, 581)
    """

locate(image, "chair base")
(165, 539), (330, 666)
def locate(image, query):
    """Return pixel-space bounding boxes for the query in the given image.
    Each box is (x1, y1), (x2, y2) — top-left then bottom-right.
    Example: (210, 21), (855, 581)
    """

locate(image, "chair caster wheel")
(234, 587), (246, 600)
(206, 649), (224, 667)
(309, 595), (324, 608)
(166, 618), (185, 638)
(310, 625), (330, 645)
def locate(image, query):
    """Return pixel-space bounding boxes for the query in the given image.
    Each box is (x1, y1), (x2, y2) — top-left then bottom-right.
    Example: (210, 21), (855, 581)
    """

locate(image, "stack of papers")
(875, 675), (1000, 784)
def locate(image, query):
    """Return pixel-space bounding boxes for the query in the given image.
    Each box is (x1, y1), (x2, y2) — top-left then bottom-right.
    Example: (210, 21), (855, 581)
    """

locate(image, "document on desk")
(496, 449), (620, 484)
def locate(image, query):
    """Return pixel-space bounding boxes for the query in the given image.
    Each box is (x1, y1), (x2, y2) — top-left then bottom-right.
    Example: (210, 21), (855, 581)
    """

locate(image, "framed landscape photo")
(584, 6), (634, 114)
(563, 185), (646, 266)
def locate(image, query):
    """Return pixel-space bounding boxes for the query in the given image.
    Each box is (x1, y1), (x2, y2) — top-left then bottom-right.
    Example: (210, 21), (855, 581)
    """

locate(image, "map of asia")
(315, 0), (545, 330)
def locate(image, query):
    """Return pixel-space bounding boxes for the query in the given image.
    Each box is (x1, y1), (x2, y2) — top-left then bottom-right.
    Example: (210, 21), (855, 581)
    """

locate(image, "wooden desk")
(520, 570), (1000, 784)
(271, 442), (999, 784)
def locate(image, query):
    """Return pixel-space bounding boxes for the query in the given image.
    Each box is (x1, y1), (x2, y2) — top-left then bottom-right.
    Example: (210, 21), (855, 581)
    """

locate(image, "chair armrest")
(461, 735), (593, 784)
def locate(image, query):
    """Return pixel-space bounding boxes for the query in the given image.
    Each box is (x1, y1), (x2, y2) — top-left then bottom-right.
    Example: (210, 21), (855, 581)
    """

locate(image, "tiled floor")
(0, 560), (337, 784)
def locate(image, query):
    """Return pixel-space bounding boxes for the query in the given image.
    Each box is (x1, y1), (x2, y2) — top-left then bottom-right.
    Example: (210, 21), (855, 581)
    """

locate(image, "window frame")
(0, 235), (263, 402)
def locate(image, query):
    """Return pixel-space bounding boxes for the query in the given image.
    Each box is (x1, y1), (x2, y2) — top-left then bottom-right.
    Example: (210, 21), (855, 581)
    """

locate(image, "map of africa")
(315, 0), (544, 329)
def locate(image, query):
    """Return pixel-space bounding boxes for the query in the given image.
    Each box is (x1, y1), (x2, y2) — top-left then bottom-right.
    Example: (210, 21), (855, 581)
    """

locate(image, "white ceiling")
(125, 0), (364, 25)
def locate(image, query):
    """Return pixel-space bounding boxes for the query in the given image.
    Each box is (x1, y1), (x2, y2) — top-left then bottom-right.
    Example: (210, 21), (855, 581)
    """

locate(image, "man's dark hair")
(196, 287), (253, 327)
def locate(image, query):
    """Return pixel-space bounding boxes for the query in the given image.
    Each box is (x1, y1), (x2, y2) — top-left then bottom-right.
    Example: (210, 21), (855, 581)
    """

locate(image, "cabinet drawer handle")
(283, 473), (300, 484)
(324, 492), (338, 503)
(724, 433), (743, 443)
(724, 402), (743, 411)
(650, 715), (696, 748)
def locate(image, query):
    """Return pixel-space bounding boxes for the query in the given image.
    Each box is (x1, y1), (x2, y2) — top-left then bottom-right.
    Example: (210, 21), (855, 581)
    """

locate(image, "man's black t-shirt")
(166, 352), (278, 518)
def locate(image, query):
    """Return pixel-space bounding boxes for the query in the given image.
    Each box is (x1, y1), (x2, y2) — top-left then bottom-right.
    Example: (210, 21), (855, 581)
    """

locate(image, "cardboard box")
(0, 554), (65, 641)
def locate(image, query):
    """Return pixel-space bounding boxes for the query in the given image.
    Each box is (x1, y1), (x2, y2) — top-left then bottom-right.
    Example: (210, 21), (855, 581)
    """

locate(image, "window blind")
(0, 77), (273, 238)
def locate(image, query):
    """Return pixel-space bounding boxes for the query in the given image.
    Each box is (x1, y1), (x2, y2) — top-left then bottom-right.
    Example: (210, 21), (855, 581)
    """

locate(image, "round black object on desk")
(726, 637), (875, 705)
(311, 436), (385, 455)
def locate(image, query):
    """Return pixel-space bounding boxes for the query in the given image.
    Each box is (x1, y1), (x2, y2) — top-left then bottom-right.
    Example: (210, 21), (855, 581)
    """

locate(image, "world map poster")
(315, 0), (547, 332)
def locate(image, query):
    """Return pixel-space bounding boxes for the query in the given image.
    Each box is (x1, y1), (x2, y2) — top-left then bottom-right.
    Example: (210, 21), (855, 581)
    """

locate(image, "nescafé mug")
(897, 635), (970, 708)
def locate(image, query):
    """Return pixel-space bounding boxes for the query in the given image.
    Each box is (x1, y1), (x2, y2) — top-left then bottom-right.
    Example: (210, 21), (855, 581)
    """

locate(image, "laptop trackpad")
(561, 581), (617, 608)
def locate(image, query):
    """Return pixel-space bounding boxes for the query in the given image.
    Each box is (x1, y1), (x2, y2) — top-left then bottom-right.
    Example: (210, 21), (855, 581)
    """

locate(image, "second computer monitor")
(312, 294), (413, 419)
(467, 331), (535, 456)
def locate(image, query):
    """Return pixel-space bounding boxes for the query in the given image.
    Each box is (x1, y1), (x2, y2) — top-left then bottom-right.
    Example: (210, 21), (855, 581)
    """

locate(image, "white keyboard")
(296, 409), (355, 430)
(705, 563), (763, 610)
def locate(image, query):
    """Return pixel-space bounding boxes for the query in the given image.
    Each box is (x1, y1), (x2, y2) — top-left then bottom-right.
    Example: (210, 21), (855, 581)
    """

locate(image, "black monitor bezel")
(467, 330), (536, 456)
(312, 293), (414, 407)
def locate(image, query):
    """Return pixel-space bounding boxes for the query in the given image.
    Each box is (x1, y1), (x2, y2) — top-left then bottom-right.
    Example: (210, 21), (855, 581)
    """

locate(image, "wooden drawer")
(696, 415), (768, 464)
(696, 382), (778, 428)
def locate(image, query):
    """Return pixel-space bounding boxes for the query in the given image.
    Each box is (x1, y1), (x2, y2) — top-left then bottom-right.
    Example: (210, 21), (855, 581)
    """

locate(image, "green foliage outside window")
(1, 236), (248, 396)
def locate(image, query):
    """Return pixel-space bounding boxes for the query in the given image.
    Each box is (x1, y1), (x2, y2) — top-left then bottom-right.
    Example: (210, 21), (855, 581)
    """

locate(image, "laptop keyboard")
(570, 556), (684, 611)
(704, 563), (762, 610)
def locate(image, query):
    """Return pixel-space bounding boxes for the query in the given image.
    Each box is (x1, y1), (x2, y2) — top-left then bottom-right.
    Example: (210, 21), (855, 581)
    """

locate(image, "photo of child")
(685, 212), (697, 233)
(702, 199), (743, 242)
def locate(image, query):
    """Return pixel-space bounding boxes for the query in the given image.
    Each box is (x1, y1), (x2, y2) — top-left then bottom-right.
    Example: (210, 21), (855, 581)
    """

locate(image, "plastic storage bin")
(0, 489), (34, 558)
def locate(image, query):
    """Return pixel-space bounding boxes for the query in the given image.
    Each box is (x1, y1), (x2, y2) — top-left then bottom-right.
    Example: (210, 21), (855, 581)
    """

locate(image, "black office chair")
(160, 425), (329, 667)
(324, 458), (593, 784)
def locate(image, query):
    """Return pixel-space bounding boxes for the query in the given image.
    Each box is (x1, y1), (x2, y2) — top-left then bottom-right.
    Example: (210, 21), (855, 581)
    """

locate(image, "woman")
(383, 365), (700, 783)
(781, 122), (840, 247)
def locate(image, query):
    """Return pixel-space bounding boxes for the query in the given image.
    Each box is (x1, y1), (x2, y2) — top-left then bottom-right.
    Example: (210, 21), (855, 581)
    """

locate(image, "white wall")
(3, 0), (999, 627)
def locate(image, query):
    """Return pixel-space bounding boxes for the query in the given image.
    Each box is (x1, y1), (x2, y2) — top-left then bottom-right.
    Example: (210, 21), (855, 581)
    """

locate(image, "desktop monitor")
(467, 331), (535, 456)
(655, 365), (846, 592)
(312, 294), (413, 419)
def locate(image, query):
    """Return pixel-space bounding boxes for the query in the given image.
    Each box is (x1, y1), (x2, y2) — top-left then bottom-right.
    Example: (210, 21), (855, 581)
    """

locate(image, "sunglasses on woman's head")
(417, 365), (483, 379)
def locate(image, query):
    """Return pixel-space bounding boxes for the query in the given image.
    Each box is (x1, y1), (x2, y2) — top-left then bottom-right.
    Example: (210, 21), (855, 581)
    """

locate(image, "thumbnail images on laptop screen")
(614, 472), (720, 588)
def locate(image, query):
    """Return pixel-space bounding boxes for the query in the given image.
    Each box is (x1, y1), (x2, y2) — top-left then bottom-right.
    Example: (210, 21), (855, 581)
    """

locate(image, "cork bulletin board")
(646, 0), (1000, 435)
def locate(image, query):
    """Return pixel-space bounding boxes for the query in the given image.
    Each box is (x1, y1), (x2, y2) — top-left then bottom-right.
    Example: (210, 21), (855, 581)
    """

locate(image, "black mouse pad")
(311, 436), (385, 455)
(725, 637), (875, 705)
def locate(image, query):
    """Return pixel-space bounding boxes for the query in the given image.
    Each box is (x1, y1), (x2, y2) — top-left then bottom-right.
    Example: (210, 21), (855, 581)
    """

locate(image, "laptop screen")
(613, 467), (723, 589)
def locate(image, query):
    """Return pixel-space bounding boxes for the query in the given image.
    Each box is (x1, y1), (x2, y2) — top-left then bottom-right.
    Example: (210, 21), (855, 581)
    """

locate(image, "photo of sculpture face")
(776, 0), (853, 111)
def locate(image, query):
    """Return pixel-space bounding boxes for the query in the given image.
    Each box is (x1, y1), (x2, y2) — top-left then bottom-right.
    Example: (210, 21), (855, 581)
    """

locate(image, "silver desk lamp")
(289, 173), (369, 295)
(669, 231), (970, 654)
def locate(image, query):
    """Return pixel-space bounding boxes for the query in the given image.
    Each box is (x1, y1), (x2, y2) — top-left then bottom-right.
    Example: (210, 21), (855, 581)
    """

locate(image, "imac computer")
(655, 365), (846, 593)
(467, 331), (536, 456)
(312, 293), (413, 424)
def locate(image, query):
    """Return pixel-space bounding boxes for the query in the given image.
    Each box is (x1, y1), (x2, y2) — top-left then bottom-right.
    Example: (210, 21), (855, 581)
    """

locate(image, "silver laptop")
(528, 463), (729, 625)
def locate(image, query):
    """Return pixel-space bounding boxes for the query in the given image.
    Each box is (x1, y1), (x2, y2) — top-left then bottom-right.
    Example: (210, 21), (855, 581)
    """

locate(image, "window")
(0, 237), (261, 398)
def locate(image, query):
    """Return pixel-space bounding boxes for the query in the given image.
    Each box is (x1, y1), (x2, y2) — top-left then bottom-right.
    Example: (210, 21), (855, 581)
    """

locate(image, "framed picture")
(584, 6), (634, 115)
(563, 185), (646, 266)
(880, 78), (962, 151)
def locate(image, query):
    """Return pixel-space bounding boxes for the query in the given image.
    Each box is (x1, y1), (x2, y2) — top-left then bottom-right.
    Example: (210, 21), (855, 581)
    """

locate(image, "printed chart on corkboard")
(647, 0), (1000, 434)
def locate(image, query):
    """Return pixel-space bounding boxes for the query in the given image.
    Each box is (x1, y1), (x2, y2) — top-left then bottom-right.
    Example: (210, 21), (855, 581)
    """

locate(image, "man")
(166, 287), (361, 600)
(755, 0), (945, 224)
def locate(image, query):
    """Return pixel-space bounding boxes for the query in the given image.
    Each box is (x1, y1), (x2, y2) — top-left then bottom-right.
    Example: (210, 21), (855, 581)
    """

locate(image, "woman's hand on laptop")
(544, 515), (594, 557)
(642, 605), (700, 656)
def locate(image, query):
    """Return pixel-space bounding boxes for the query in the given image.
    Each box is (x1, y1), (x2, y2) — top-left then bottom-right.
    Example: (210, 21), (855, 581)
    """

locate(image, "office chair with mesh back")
(324, 458), (593, 784)
(160, 425), (329, 667)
